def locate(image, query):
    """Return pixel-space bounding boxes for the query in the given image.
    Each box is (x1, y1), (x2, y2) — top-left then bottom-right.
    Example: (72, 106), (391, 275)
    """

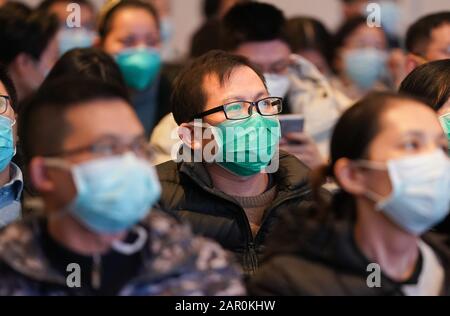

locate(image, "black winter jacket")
(248, 209), (450, 296)
(156, 152), (322, 275)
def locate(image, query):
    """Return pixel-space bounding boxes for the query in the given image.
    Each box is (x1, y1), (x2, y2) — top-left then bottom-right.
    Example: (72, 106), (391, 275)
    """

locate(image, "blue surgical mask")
(47, 153), (161, 234)
(357, 150), (450, 235)
(0, 116), (15, 172)
(59, 28), (96, 56)
(115, 48), (162, 91)
(343, 48), (387, 89)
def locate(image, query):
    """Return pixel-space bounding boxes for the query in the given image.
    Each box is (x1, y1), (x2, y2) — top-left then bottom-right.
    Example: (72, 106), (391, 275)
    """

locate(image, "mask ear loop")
(43, 158), (77, 221)
(352, 160), (390, 210)
(184, 120), (222, 163)
(111, 225), (148, 255)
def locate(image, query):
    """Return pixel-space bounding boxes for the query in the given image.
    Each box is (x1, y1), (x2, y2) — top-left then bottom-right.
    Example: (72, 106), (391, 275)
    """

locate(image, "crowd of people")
(0, 0), (448, 296)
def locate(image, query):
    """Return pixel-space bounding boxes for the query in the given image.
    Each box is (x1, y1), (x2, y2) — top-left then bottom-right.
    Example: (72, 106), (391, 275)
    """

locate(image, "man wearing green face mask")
(156, 51), (328, 276)
(98, 0), (172, 138)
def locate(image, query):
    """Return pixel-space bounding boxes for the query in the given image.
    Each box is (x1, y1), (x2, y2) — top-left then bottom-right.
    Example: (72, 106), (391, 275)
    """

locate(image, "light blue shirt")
(0, 163), (23, 228)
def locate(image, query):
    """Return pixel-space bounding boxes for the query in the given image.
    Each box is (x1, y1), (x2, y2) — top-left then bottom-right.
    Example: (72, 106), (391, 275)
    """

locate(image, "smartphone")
(279, 114), (305, 137)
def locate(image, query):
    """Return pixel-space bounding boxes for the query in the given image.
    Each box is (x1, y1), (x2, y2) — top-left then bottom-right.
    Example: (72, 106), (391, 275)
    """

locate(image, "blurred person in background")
(250, 92), (450, 295)
(0, 77), (245, 296)
(331, 16), (394, 100)
(190, 0), (249, 58)
(22, 47), (128, 214)
(97, 0), (171, 138)
(404, 12), (450, 76)
(0, 65), (23, 228)
(221, 2), (352, 166)
(0, 3), (59, 102)
(38, 0), (97, 56)
(285, 16), (334, 77)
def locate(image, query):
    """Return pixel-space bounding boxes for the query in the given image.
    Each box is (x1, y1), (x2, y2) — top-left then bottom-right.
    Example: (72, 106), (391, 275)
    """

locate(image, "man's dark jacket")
(156, 151), (322, 275)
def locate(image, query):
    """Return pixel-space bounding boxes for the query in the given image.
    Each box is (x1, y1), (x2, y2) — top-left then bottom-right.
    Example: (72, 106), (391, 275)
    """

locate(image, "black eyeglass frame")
(0, 95), (11, 115)
(191, 97), (283, 122)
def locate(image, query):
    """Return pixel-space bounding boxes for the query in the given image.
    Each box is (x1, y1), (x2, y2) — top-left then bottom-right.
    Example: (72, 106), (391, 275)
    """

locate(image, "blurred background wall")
(17, 0), (450, 60)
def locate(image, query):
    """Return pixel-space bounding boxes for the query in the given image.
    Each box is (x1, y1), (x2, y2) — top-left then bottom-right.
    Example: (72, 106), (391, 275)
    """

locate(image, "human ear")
(29, 157), (55, 193)
(334, 158), (367, 196)
(178, 123), (203, 150)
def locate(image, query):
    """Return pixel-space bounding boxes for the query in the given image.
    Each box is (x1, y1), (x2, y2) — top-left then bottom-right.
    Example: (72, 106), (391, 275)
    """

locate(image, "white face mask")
(356, 150), (450, 235)
(264, 73), (290, 98)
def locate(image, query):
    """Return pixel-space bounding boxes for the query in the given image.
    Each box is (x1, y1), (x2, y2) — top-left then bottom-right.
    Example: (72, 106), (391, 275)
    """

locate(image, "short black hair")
(405, 12), (450, 56)
(0, 4), (59, 66)
(221, 2), (289, 51)
(98, 0), (159, 39)
(19, 77), (130, 163)
(399, 59), (450, 112)
(171, 50), (266, 125)
(203, 0), (221, 19)
(43, 47), (127, 93)
(0, 63), (18, 112)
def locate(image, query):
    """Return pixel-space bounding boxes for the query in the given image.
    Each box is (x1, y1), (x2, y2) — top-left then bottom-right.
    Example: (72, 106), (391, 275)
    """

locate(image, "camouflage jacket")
(0, 210), (246, 296)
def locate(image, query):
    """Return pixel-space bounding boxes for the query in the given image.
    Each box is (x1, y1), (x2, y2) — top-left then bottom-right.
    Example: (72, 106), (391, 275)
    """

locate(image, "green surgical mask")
(115, 48), (161, 91)
(212, 114), (281, 177)
(440, 113), (450, 156)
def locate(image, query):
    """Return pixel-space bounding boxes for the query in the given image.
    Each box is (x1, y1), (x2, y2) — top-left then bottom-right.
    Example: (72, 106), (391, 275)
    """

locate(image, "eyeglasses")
(193, 97), (283, 121)
(45, 135), (155, 162)
(0, 95), (10, 115)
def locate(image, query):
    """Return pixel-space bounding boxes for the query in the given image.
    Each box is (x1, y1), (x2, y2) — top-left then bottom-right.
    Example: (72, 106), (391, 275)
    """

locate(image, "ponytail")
(309, 164), (332, 220)
(310, 163), (355, 221)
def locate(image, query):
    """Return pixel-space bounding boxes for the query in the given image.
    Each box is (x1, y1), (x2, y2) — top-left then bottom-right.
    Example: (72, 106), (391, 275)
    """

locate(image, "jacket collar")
(179, 151), (311, 194)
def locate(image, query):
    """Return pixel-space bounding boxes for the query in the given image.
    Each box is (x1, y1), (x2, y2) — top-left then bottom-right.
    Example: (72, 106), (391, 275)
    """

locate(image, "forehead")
(234, 40), (291, 65)
(201, 66), (266, 104)
(380, 100), (442, 133)
(0, 82), (7, 95)
(430, 23), (450, 43)
(345, 24), (386, 44)
(109, 7), (158, 34)
(63, 99), (143, 141)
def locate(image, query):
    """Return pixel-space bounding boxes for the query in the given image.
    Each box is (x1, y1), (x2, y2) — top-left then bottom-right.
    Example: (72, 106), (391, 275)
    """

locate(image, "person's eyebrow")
(402, 129), (447, 140)
(400, 130), (425, 138)
(221, 91), (268, 104)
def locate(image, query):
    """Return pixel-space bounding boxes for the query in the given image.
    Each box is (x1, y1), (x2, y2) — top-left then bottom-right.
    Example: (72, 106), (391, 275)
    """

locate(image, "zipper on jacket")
(91, 253), (102, 290)
(246, 242), (258, 275)
(253, 189), (311, 245)
(185, 174), (256, 241)
(183, 167), (311, 272)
